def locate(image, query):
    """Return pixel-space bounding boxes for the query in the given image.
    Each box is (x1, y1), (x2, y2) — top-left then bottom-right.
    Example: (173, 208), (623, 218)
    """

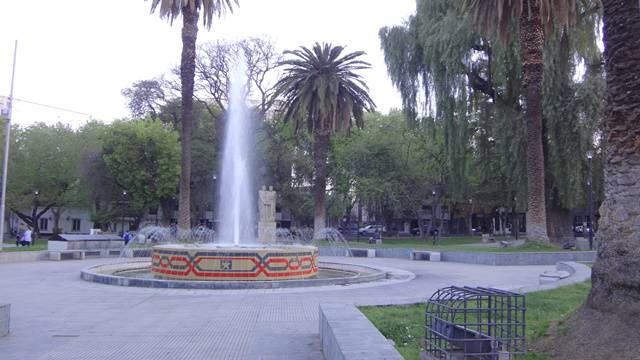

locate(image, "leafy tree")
(331, 112), (448, 233)
(450, 0), (580, 242)
(257, 117), (314, 226)
(7, 123), (85, 238)
(121, 79), (167, 119)
(273, 43), (376, 238)
(149, 0), (237, 230)
(101, 119), (180, 228)
(77, 121), (124, 229)
(380, 0), (603, 241)
(587, 0), (640, 316)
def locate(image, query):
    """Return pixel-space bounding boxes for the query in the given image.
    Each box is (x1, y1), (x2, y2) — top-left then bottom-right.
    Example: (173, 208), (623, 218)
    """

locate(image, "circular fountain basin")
(81, 259), (388, 289)
(151, 244), (319, 281)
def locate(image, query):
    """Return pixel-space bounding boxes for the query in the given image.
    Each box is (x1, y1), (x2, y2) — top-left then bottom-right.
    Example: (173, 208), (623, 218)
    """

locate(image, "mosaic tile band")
(151, 245), (319, 281)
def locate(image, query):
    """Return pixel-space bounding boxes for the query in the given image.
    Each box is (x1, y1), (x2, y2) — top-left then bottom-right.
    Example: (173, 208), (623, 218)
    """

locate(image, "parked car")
(411, 226), (439, 236)
(573, 225), (592, 236)
(358, 225), (383, 236)
(339, 223), (359, 236)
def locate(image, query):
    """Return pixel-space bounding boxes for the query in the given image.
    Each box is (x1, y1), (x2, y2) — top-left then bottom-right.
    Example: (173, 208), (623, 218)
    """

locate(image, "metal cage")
(424, 286), (526, 359)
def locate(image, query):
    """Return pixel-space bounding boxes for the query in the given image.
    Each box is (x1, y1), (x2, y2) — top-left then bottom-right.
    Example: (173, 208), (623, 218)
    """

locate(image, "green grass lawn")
(359, 280), (591, 360)
(1, 242), (48, 252)
(341, 236), (562, 253)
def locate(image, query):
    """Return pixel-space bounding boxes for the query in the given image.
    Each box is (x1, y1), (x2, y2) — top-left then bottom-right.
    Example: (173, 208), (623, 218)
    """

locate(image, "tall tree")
(194, 38), (282, 116)
(7, 123), (85, 238)
(458, 0), (578, 242)
(101, 120), (180, 228)
(588, 0), (640, 315)
(122, 79), (167, 119)
(274, 43), (375, 238)
(381, 0), (603, 241)
(149, 0), (236, 230)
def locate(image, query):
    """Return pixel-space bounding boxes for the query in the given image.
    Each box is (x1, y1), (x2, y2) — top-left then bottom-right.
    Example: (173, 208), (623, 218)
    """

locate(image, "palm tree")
(274, 43), (375, 238)
(587, 0), (640, 315)
(464, 0), (578, 242)
(149, 0), (236, 230)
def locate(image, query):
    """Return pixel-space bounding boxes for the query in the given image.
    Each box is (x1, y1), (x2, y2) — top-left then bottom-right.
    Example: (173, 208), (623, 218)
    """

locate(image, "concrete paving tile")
(0, 256), (556, 360)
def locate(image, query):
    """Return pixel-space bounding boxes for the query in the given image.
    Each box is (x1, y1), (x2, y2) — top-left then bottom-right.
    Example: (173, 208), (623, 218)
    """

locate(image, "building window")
(40, 218), (48, 230)
(72, 219), (81, 231)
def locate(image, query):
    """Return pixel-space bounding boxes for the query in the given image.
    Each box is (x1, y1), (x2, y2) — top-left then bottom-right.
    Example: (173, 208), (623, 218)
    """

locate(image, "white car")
(358, 225), (383, 236)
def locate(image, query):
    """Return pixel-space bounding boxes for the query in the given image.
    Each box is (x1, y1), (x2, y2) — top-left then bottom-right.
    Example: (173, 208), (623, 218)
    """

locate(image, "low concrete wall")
(519, 262), (591, 293)
(319, 303), (403, 360)
(440, 251), (597, 266)
(0, 251), (48, 264)
(319, 247), (351, 257)
(375, 248), (413, 259)
(320, 246), (596, 266)
(0, 304), (9, 337)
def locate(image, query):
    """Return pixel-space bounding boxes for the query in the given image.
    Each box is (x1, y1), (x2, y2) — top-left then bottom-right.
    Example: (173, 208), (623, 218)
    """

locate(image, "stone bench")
(48, 248), (123, 261)
(320, 303), (403, 360)
(411, 250), (441, 262)
(0, 304), (9, 337)
(349, 248), (376, 258)
(499, 240), (512, 248)
(481, 234), (495, 243)
(539, 262), (575, 284)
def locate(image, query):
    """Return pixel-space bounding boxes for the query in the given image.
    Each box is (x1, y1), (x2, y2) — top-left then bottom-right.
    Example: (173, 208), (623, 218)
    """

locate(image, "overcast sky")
(0, 0), (415, 127)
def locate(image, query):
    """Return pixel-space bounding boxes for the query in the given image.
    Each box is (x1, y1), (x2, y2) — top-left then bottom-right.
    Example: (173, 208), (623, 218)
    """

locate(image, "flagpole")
(0, 40), (18, 250)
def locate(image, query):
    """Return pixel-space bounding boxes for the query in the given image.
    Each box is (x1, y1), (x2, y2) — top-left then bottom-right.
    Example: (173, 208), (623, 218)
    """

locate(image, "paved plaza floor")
(0, 257), (553, 360)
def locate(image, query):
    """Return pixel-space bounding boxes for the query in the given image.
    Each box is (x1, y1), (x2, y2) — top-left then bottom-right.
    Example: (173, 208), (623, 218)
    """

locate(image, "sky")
(0, 0), (415, 128)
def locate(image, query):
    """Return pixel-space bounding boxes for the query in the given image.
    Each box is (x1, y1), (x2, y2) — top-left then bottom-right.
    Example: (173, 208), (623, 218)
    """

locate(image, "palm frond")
(148, 0), (238, 29)
(273, 43), (376, 136)
(462, 0), (579, 44)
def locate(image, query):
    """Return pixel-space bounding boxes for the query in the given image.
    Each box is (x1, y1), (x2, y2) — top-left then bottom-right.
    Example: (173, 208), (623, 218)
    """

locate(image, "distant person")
(15, 227), (23, 246)
(122, 230), (132, 245)
(21, 227), (33, 247)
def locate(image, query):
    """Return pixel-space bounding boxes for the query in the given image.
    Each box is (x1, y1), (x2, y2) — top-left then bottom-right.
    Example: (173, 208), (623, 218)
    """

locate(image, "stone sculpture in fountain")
(258, 185), (277, 244)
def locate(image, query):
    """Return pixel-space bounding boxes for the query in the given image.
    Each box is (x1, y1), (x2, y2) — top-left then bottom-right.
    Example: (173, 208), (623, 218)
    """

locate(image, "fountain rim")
(80, 259), (389, 289)
(152, 243), (318, 251)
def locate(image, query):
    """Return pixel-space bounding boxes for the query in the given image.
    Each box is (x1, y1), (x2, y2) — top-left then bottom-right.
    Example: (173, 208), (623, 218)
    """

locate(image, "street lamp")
(121, 190), (127, 235)
(512, 195), (518, 241)
(212, 175), (217, 230)
(468, 198), (473, 235)
(432, 189), (437, 245)
(586, 151), (594, 250)
(33, 189), (39, 245)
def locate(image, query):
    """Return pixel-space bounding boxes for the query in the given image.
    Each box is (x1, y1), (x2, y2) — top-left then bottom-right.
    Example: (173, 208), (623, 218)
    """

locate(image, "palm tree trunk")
(587, 0), (640, 314)
(312, 132), (330, 239)
(177, 5), (199, 230)
(519, 0), (549, 243)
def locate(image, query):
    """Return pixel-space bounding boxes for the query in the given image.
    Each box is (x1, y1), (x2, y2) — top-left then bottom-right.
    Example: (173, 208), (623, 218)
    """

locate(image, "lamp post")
(512, 195), (518, 241)
(0, 40), (18, 251)
(212, 174), (217, 229)
(587, 151), (594, 250)
(468, 198), (473, 236)
(33, 189), (39, 245)
(121, 190), (127, 236)
(432, 189), (437, 245)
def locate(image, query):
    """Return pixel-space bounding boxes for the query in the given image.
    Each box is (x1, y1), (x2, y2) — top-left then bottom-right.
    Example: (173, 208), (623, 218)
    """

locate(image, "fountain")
(81, 62), (387, 289)
(147, 61), (319, 282)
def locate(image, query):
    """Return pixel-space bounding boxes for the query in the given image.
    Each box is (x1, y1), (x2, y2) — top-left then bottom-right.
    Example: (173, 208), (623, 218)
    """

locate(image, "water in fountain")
(217, 60), (255, 244)
(275, 227), (352, 256)
(120, 225), (218, 258)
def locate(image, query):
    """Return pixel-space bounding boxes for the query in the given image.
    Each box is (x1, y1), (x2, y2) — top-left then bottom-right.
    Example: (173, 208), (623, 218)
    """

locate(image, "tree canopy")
(101, 119), (180, 224)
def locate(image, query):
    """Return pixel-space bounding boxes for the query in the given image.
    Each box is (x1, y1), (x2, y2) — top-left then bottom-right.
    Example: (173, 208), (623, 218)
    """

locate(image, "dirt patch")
(530, 305), (640, 359)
